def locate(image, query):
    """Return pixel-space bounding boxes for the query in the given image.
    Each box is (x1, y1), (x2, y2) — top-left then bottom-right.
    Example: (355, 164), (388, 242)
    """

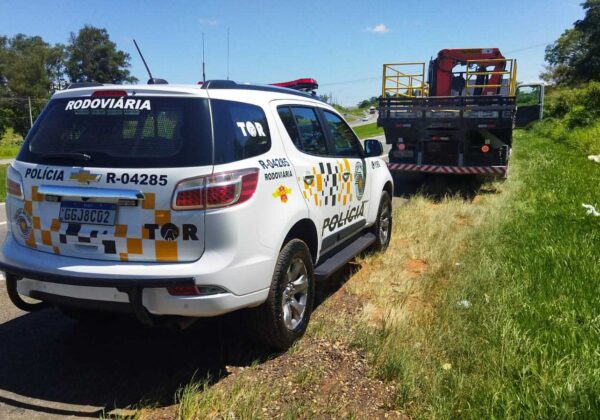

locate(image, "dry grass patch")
(139, 179), (506, 419)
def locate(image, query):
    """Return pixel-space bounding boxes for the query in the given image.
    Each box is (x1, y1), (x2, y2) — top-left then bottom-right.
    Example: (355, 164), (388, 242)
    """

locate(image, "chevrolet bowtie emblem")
(70, 170), (101, 184)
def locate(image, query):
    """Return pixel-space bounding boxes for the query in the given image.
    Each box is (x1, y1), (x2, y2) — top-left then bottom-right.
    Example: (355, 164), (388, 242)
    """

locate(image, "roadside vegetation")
(0, 128), (22, 159)
(353, 122), (384, 139)
(133, 87), (597, 418)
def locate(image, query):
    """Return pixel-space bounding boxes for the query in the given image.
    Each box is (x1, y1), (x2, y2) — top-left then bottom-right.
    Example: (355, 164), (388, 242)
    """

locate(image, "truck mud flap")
(387, 163), (507, 175)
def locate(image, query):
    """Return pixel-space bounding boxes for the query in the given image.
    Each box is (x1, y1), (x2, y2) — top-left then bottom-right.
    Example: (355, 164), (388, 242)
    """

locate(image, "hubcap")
(379, 202), (391, 244)
(281, 258), (308, 330)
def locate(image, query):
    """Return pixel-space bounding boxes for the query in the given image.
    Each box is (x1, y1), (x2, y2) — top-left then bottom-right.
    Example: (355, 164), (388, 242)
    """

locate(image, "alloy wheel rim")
(281, 258), (308, 330)
(379, 202), (391, 244)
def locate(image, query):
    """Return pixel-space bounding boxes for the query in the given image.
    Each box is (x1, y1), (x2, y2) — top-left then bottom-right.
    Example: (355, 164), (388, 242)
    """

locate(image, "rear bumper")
(387, 163), (507, 175)
(0, 235), (270, 320)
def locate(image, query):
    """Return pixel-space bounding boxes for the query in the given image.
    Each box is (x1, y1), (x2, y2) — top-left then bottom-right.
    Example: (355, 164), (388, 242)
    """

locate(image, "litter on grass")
(582, 204), (600, 217)
(457, 300), (471, 308)
(588, 155), (600, 164)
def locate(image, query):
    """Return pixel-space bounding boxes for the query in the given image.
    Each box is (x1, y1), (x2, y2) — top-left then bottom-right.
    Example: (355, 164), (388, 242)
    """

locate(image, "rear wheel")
(251, 239), (315, 350)
(371, 191), (392, 252)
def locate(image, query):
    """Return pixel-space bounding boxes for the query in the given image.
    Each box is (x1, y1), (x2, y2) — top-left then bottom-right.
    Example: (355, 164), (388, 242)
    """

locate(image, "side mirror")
(364, 139), (383, 157)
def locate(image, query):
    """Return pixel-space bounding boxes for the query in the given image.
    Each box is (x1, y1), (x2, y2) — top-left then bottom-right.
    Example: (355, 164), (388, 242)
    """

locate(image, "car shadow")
(0, 306), (273, 416)
(0, 269), (358, 417)
(392, 173), (500, 201)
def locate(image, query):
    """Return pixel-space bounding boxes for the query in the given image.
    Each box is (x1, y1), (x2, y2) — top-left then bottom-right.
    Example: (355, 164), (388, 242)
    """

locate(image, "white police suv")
(1, 80), (393, 349)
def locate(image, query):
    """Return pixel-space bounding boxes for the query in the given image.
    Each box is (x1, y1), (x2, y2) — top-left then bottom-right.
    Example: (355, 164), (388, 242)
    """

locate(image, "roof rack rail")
(200, 80), (237, 89)
(200, 79), (316, 99)
(148, 78), (168, 85)
(66, 82), (103, 90)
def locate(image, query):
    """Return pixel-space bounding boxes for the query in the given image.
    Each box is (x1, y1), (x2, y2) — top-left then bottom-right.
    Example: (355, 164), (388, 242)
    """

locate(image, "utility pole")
(28, 97), (33, 128)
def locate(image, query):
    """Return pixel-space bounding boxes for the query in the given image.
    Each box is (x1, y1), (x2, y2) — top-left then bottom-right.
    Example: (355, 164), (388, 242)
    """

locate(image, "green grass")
(0, 165), (7, 201)
(0, 128), (22, 158)
(352, 122), (384, 139)
(0, 145), (20, 159)
(530, 118), (600, 155)
(353, 126), (600, 417)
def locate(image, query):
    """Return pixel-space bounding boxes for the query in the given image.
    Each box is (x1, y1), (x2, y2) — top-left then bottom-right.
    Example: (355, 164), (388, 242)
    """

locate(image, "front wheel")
(251, 239), (315, 351)
(371, 191), (392, 252)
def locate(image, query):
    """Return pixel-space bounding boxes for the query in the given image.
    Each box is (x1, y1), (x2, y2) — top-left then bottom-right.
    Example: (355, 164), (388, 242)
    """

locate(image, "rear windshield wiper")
(39, 152), (91, 161)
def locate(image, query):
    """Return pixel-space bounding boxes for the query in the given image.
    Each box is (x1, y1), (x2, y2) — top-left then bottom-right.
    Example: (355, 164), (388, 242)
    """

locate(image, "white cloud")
(199, 18), (219, 26)
(365, 23), (390, 34)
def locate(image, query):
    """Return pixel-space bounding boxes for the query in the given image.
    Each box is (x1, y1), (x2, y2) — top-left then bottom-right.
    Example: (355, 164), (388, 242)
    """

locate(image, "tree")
(0, 34), (64, 136)
(358, 97), (378, 108)
(542, 0), (600, 85)
(65, 25), (137, 84)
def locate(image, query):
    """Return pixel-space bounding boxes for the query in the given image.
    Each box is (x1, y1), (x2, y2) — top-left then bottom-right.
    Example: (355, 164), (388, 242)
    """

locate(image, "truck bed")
(378, 96), (516, 171)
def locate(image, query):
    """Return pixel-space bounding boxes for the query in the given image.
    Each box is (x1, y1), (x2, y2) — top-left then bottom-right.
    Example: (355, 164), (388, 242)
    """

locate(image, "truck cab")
(515, 82), (545, 128)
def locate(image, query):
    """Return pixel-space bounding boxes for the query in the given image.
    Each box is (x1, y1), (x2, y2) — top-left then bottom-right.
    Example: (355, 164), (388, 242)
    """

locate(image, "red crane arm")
(432, 48), (505, 96)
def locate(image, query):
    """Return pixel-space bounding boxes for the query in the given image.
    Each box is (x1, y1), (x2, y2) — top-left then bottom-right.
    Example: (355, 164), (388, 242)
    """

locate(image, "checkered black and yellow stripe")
(21, 188), (181, 262)
(300, 158), (354, 207)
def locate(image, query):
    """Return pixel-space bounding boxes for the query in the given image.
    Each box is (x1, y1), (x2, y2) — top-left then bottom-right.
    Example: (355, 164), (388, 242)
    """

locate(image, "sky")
(0, 0), (585, 106)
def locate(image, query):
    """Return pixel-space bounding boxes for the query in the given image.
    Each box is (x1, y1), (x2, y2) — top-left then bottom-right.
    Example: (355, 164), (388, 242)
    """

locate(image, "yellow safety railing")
(382, 63), (429, 98)
(465, 58), (517, 96)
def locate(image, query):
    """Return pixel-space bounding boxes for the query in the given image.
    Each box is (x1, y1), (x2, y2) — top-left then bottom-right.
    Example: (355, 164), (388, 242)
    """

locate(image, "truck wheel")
(252, 239), (315, 351)
(371, 191), (392, 252)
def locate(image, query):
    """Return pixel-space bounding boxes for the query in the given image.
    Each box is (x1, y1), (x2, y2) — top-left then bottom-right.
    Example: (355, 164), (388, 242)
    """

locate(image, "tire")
(251, 239), (315, 351)
(371, 191), (392, 252)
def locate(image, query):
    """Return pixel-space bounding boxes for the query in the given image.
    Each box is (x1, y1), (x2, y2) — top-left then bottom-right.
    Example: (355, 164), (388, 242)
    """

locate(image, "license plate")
(59, 201), (117, 226)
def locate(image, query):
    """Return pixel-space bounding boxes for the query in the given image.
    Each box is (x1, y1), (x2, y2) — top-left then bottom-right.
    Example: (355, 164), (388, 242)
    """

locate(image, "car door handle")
(303, 175), (314, 185)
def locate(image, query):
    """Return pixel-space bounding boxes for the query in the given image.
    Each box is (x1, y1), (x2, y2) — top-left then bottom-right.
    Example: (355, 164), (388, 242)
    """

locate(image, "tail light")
(172, 168), (259, 210)
(167, 284), (227, 296)
(481, 145), (490, 153)
(6, 166), (24, 200)
(92, 90), (128, 97)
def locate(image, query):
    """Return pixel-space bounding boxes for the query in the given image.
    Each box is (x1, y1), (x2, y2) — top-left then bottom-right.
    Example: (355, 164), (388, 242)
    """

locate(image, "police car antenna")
(133, 39), (155, 83)
(202, 32), (206, 83)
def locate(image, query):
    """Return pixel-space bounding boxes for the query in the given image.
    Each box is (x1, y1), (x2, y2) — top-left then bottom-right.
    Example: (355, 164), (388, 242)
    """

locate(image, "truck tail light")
(172, 168), (259, 210)
(481, 145), (490, 153)
(6, 166), (24, 200)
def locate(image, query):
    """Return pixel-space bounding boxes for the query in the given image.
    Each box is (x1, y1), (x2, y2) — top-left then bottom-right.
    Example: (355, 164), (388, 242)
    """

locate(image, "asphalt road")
(348, 111), (378, 127)
(0, 195), (407, 419)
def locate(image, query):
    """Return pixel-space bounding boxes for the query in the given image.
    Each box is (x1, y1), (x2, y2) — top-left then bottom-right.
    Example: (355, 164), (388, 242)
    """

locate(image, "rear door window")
(211, 100), (271, 164)
(19, 96), (212, 168)
(277, 106), (328, 156)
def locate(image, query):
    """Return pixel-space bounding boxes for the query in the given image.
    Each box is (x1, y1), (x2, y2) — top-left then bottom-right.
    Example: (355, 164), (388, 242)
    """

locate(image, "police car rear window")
(18, 97), (212, 168)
